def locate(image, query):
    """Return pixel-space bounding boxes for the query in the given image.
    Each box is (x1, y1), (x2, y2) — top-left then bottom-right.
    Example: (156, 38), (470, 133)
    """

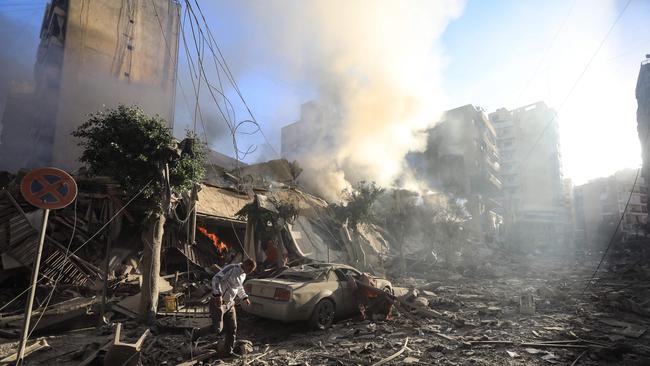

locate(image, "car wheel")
(309, 298), (335, 330)
(383, 286), (394, 296)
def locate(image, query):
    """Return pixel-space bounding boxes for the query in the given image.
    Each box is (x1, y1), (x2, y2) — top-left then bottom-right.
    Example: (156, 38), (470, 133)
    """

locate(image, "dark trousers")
(194, 302), (237, 354)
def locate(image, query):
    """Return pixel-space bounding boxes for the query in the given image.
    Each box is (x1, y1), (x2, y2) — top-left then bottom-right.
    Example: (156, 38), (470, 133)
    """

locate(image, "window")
(334, 268), (361, 281)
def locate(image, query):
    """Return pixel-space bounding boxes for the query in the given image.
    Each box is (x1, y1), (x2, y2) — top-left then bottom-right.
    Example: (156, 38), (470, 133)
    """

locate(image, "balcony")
(482, 131), (498, 150)
(484, 155), (500, 174)
(486, 173), (503, 191)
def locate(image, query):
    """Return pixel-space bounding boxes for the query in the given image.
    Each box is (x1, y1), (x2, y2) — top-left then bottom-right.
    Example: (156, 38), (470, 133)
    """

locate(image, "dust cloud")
(239, 0), (464, 200)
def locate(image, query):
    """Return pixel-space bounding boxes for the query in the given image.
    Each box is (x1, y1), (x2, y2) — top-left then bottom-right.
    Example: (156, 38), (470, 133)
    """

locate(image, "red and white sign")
(20, 167), (77, 209)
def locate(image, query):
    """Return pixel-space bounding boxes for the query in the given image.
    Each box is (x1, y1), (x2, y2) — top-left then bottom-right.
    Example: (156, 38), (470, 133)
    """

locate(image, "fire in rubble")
(197, 226), (229, 254)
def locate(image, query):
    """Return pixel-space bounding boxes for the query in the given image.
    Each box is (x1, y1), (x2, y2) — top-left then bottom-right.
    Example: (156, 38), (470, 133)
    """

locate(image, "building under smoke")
(408, 104), (503, 241)
(574, 169), (648, 246)
(636, 55), (650, 216)
(489, 102), (569, 250)
(281, 101), (340, 163)
(0, 0), (180, 172)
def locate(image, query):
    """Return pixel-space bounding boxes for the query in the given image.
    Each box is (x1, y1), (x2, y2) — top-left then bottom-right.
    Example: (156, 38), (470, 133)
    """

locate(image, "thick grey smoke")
(239, 0), (464, 200)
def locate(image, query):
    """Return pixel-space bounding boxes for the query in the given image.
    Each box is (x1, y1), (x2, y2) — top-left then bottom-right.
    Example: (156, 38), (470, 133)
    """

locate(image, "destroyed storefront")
(162, 184), (249, 272)
(0, 160), (393, 353)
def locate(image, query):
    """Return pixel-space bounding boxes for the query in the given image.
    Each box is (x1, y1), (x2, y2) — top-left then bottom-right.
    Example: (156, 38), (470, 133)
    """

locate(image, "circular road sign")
(20, 167), (78, 210)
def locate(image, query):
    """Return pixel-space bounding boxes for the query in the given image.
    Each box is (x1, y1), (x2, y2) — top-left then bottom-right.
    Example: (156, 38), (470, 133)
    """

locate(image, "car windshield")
(275, 265), (328, 281)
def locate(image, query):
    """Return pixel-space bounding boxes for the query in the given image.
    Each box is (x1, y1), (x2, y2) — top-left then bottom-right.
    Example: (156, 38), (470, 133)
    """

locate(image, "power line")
(182, 0), (260, 169)
(517, 0), (633, 167)
(187, 0), (280, 158)
(581, 167), (641, 294)
(180, 3), (248, 168)
(582, 84), (650, 294)
(513, 0), (577, 105)
(0, 180), (152, 313)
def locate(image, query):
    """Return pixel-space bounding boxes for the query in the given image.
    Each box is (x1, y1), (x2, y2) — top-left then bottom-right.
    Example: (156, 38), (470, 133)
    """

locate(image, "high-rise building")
(0, 0), (180, 171)
(489, 102), (569, 249)
(562, 178), (576, 246)
(574, 169), (647, 246)
(636, 55), (650, 215)
(281, 101), (340, 162)
(409, 104), (502, 240)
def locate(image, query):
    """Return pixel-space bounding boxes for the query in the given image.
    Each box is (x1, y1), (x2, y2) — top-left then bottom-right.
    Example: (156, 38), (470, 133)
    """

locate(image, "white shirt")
(211, 263), (248, 309)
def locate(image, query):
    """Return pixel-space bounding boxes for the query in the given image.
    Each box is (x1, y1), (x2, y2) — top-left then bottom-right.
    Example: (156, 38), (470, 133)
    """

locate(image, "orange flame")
(198, 226), (228, 253)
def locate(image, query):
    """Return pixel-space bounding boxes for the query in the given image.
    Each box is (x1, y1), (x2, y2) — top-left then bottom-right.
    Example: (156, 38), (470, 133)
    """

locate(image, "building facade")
(409, 104), (502, 240)
(281, 101), (340, 162)
(0, 0), (180, 171)
(489, 102), (569, 249)
(562, 178), (576, 246)
(574, 169), (648, 246)
(637, 55), (650, 215)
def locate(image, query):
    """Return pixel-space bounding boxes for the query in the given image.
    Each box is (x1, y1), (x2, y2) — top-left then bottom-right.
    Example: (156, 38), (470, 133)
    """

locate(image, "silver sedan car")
(241, 263), (393, 329)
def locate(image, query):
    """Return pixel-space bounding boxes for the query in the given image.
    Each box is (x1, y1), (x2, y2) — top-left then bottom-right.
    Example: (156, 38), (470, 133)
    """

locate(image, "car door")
(333, 268), (361, 316)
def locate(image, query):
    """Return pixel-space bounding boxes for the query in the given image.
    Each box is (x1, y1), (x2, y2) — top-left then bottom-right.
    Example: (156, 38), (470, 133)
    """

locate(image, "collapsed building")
(0, 158), (393, 334)
(407, 104), (503, 242)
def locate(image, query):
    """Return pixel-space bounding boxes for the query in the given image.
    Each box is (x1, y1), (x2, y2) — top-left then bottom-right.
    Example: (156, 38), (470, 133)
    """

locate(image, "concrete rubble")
(1, 163), (650, 365)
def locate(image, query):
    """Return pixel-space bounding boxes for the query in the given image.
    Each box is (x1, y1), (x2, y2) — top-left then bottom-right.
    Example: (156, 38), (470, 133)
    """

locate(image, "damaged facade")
(281, 101), (340, 164)
(0, 157), (393, 323)
(574, 168), (648, 245)
(0, 0), (180, 172)
(408, 104), (503, 241)
(637, 55), (650, 215)
(490, 102), (570, 250)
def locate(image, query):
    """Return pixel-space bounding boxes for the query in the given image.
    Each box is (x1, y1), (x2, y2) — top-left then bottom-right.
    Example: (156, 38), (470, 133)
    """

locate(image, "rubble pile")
(2, 163), (650, 365)
(0, 243), (647, 365)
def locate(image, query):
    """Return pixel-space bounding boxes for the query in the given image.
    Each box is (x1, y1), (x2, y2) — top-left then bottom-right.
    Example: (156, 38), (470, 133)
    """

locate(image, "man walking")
(192, 259), (256, 357)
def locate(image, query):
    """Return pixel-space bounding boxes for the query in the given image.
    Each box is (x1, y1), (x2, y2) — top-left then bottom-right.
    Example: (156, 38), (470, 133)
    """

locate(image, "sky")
(1, 0), (649, 185)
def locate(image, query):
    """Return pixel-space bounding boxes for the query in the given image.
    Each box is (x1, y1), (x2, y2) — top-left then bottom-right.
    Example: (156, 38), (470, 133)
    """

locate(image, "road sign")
(16, 168), (77, 364)
(20, 167), (77, 210)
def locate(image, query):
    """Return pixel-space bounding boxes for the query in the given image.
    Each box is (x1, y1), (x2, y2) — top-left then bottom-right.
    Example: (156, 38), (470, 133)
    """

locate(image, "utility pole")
(16, 209), (49, 365)
(189, 184), (198, 245)
(100, 231), (112, 323)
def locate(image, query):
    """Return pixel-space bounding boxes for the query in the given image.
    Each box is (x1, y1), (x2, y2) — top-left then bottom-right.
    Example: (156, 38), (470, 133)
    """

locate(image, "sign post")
(16, 167), (77, 365)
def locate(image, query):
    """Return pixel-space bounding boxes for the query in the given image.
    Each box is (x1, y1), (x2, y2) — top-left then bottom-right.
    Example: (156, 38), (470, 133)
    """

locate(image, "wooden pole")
(15, 209), (49, 365)
(100, 233), (112, 323)
(189, 184), (197, 244)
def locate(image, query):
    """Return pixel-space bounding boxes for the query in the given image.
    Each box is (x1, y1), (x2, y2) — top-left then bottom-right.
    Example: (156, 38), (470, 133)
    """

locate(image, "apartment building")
(409, 104), (502, 240)
(489, 102), (569, 249)
(0, 0), (180, 171)
(574, 169), (648, 245)
(636, 55), (650, 215)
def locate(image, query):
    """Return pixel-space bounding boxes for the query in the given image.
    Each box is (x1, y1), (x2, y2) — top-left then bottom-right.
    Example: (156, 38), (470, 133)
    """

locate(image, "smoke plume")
(240, 0), (464, 200)
(0, 13), (36, 134)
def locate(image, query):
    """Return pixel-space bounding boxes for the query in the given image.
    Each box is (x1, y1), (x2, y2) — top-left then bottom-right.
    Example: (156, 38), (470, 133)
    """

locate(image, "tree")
(330, 181), (384, 269)
(73, 105), (205, 323)
(331, 181), (384, 228)
(373, 189), (419, 273)
(418, 196), (469, 268)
